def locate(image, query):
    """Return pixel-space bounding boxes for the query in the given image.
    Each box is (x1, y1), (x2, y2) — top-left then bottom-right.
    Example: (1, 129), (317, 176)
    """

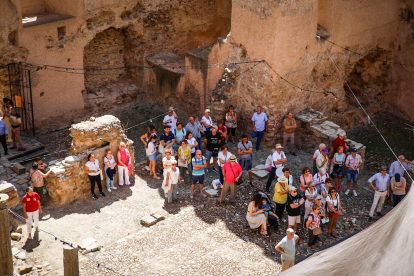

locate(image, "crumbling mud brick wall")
(46, 115), (134, 205)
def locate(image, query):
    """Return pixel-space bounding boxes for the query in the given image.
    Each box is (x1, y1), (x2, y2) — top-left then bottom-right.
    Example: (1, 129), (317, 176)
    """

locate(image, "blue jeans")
(346, 170), (358, 183)
(196, 137), (202, 151)
(105, 171), (114, 189)
(219, 166), (224, 184)
(393, 194), (405, 207)
(253, 131), (264, 150)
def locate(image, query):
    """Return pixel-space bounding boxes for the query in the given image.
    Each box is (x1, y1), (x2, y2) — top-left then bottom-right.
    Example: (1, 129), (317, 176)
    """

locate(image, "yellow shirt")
(273, 182), (289, 204)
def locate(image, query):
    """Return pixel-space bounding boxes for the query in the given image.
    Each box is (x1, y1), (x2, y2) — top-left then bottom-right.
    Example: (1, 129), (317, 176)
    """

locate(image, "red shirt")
(22, 193), (40, 212)
(217, 126), (227, 141)
(332, 137), (347, 154)
(223, 162), (242, 184)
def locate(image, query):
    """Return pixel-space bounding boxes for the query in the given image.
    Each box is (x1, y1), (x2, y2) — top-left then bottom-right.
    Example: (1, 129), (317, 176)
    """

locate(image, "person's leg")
(331, 217), (338, 235)
(290, 133), (295, 153)
(34, 186), (43, 201)
(213, 158), (218, 170)
(199, 175), (205, 196)
(26, 211), (33, 234)
(247, 159), (252, 182)
(392, 194), (399, 208)
(353, 171), (358, 191)
(283, 132), (289, 150)
(89, 175), (96, 195)
(118, 166), (124, 186)
(14, 127), (25, 149)
(369, 191), (380, 217)
(11, 127), (17, 147)
(376, 192), (387, 213)
(265, 166), (276, 192)
(179, 166), (185, 180)
(173, 184), (178, 200)
(0, 134), (7, 155)
(33, 209), (39, 230)
(220, 181), (230, 204)
(346, 171), (351, 191)
(124, 166), (130, 185)
(96, 176), (103, 193)
(191, 184), (195, 196)
(304, 207), (311, 218)
(206, 150), (211, 171)
(255, 131), (264, 150)
(308, 229), (315, 248)
(167, 187), (173, 203)
(219, 166), (223, 184)
(105, 171), (111, 190)
(229, 183), (236, 202)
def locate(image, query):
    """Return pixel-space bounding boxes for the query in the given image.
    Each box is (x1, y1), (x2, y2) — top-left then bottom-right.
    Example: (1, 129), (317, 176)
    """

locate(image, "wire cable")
(317, 35), (414, 182)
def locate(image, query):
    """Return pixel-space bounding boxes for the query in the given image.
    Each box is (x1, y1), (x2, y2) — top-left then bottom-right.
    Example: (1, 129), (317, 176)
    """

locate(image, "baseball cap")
(351, 148), (357, 152)
(289, 186), (297, 191)
(164, 125), (170, 129)
(322, 148), (329, 154)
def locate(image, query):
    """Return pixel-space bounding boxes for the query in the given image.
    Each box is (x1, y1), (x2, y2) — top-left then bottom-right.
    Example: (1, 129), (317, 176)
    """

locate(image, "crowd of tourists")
(20, 104), (413, 273)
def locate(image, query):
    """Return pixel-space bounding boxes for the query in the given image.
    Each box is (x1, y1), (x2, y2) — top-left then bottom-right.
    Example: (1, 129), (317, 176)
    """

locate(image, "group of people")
(0, 98), (26, 155)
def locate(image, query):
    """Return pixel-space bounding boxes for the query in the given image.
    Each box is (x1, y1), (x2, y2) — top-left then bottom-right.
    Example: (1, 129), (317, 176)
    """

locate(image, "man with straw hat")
(220, 155), (242, 204)
(265, 144), (287, 193)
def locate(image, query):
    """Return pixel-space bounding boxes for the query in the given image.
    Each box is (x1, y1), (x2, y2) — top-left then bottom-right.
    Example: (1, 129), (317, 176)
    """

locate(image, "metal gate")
(7, 62), (35, 136)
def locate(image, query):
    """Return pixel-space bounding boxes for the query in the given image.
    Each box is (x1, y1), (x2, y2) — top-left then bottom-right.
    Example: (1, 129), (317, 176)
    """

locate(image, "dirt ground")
(11, 104), (413, 275)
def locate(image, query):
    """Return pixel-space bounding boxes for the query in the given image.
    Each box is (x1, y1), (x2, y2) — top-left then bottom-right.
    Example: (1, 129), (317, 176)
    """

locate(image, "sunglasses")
(292, 191), (297, 193)
(306, 170), (310, 172)
(330, 191), (336, 194)
(381, 169), (387, 171)
(196, 154), (202, 156)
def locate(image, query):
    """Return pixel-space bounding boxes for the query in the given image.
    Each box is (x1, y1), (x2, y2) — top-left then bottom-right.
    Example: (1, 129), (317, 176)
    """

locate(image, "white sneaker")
(145, 166), (150, 171)
(190, 194), (194, 199)
(344, 189), (350, 195)
(353, 190), (358, 196)
(107, 188), (111, 192)
(111, 187), (117, 190)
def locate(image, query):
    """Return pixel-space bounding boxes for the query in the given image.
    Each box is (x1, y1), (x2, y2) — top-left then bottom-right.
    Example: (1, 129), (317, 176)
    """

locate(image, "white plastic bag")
(212, 179), (222, 189)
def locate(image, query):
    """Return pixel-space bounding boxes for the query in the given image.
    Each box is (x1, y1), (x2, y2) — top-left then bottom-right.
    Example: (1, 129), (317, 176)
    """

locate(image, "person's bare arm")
(275, 244), (284, 254)
(306, 195), (313, 202)
(40, 170), (51, 178)
(140, 133), (148, 145)
(252, 121), (256, 132)
(85, 166), (97, 174)
(23, 203), (27, 219)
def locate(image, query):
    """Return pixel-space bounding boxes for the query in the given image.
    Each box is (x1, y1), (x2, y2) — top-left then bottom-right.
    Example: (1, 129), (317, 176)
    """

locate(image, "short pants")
(206, 150), (218, 161)
(192, 174), (205, 185)
(346, 170), (358, 182)
(148, 153), (157, 161)
(239, 158), (252, 172)
(288, 215), (301, 225)
(332, 166), (343, 177)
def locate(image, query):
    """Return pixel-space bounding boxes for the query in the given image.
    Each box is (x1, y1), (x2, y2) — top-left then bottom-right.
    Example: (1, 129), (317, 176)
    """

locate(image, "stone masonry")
(45, 115), (134, 205)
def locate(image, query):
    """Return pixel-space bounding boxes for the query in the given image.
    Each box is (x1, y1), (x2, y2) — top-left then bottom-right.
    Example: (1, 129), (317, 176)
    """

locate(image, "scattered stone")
(79, 237), (97, 250)
(16, 251), (26, 260)
(0, 182), (15, 193)
(141, 215), (158, 227)
(64, 156), (80, 164)
(18, 264), (32, 275)
(85, 242), (102, 253)
(39, 271), (48, 276)
(16, 226), (23, 233)
(12, 247), (20, 256)
(11, 232), (22, 240)
(12, 163), (26, 175)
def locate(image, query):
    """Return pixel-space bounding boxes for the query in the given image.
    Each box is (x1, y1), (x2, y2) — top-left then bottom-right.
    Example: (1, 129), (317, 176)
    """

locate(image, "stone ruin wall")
(210, 0), (414, 149)
(45, 115), (134, 206)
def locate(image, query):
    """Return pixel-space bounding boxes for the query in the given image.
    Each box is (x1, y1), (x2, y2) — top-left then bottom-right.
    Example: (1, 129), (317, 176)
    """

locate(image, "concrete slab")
(252, 165), (270, 179)
(140, 215), (158, 227)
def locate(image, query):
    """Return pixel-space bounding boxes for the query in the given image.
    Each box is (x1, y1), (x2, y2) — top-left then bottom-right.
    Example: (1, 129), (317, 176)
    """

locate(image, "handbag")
(313, 227), (322, 235)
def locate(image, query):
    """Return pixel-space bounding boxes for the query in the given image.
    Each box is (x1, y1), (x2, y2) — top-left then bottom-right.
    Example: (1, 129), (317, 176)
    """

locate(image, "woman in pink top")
(117, 142), (131, 187)
(299, 167), (313, 214)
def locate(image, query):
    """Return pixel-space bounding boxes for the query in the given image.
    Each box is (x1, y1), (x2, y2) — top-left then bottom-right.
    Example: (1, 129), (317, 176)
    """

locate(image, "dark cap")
(351, 148), (357, 152)
(164, 125), (170, 129)
(395, 173), (401, 182)
(176, 121), (182, 126)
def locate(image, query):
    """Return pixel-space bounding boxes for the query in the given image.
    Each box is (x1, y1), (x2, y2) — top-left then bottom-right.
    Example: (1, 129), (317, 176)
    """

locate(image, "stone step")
(6, 135), (45, 162)
(12, 148), (49, 164)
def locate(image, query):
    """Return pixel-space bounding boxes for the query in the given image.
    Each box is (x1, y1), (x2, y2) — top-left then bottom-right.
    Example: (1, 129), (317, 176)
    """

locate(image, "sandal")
(327, 233), (331, 238)
(153, 175), (161, 179)
(332, 233), (338, 238)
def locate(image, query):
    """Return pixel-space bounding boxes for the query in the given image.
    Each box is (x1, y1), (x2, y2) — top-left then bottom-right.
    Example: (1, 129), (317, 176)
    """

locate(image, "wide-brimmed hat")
(230, 155), (237, 161)
(277, 176), (288, 183)
(212, 124), (218, 129)
(275, 144), (283, 149)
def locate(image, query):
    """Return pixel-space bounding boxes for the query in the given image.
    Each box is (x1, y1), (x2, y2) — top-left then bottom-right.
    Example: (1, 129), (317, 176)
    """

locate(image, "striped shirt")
(345, 154), (362, 169)
(192, 156), (206, 175)
(185, 122), (201, 138)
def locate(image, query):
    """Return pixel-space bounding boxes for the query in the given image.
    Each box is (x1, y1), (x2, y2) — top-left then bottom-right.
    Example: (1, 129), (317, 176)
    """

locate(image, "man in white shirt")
(201, 109), (213, 133)
(265, 144), (287, 192)
(367, 165), (390, 221)
(251, 106), (268, 151)
(163, 107), (178, 132)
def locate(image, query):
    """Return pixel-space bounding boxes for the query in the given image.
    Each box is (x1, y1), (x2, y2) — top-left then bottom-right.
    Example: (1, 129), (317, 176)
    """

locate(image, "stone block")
(252, 165), (270, 179)
(11, 232), (22, 240)
(12, 247), (20, 256)
(204, 189), (219, 197)
(18, 264), (32, 275)
(85, 242), (101, 253)
(16, 179), (28, 184)
(140, 215), (158, 227)
(0, 183), (15, 193)
(16, 251), (26, 260)
(65, 156), (80, 164)
(16, 226), (23, 233)
(12, 163), (25, 175)
(79, 237), (97, 250)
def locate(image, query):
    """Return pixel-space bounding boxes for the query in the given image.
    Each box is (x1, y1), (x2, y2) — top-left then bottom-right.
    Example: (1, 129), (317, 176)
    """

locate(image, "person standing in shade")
(273, 176), (289, 221)
(1, 98), (13, 144)
(104, 148), (117, 191)
(312, 143), (326, 174)
(367, 166), (390, 221)
(0, 119), (8, 156)
(9, 107), (25, 151)
(266, 144), (287, 192)
(220, 155), (243, 204)
(204, 125), (222, 173)
(218, 145), (231, 185)
(316, 148), (329, 174)
(160, 126), (176, 173)
(117, 142), (132, 187)
(185, 117), (202, 151)
(146, 134), (160, 179)
(286, 186), (305, 232)
(225, 105), (237, 144)
(251, 106), (268, 151)
(275, 228), (299, 272)
(85, 153), (105, 199)
(387, 155), (412, 205)
(201, 109), (213, 133)
(329, 131), (347, 158)
(326, 187), (341, 238)
(178, 140), (191, 182)
(332, 146), (345, 192)
(140, 124), (156, 171)
(216, 120), (228, 144)
(304, 181), (317, 218)
(191, 150), (207, 199)
(22, 187), (42, 239)
(173, 121), (186, 153)
(238, 134), (254, 188)
(391, 173), (406, 207)
(163, 107), (178, 132)
(321, 178), (333, 221)
(306, 204), (321, 254)
(29, 162), (51, 201)
(344, 148), (363, 196)
(313, 167), (328, 194)
(283, 112), (297, 156)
